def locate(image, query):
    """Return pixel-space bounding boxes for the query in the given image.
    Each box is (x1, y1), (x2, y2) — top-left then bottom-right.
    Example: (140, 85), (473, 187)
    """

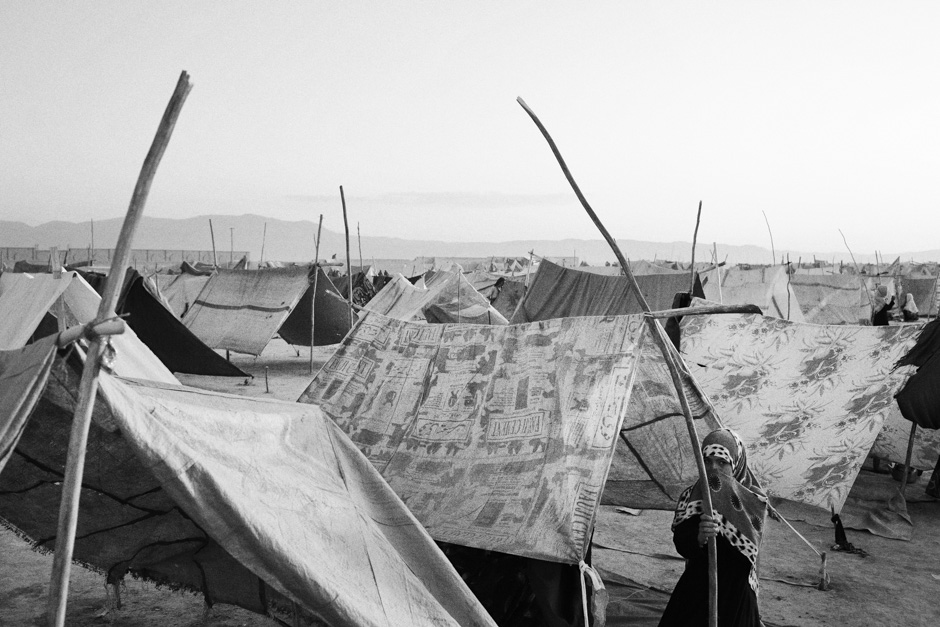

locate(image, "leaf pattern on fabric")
(682, 309), (923, 511)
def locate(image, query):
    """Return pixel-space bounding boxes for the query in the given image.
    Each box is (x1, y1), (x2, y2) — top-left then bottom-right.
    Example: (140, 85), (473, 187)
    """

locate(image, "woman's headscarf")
(672, 428), (769, 593)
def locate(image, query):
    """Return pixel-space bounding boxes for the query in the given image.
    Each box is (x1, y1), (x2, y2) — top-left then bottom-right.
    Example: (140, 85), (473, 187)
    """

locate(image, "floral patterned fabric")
(680, 310), (922, 511)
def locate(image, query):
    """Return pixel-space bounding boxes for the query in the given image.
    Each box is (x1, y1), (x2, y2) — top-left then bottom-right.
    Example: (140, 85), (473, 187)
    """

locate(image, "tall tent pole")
(713, 242), (723, 304)
(689, 201), (702, 296)
(229, 227), (234, 267)
(310, 214), (324, 374)
(90, 219), (95, 263)
(260, 221), (268, 265)
(46, 71), (192, 627)
(516, 96), (718, 627)
(357, 222), (363, 273)
(340, 186), (354, 328)
(209, 219), (218, 268)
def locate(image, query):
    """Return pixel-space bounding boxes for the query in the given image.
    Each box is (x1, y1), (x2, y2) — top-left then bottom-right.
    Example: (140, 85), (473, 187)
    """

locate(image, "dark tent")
(278, 267), (352, 346)
(895, 319), (940, 430)
(79, 269), (247, 378)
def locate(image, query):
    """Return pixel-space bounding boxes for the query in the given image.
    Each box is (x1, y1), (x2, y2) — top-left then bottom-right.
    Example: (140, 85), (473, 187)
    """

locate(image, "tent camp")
(700, 265), (805, 322)
(464, 270), (527, 321)
(157, 262), (214, 318)
(789, 273), (873, 325)
(0, 341), (496, 627)
(277, 266), (353, 346)
(182, 267), (312, 355)
(509, 259), (705, 323)
(363, 272), (509, 325)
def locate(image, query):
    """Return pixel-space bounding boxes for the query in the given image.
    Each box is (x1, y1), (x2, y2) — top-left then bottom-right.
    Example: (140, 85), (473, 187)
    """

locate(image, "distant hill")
(2, 214), (938, 266)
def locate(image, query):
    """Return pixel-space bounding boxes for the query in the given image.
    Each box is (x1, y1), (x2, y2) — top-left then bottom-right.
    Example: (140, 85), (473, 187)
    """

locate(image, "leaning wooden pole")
(689, 200), (702, 296)
(309, 214), (324, 374)
(516, 96), (718, 627)
(47, 70), (192, 627)
(209, 219), (219, 268)
(340, 186), (354, 328)
(898, 421), (918, 498)
(357, 222), (364, 273)
(260, 221), (268, 265)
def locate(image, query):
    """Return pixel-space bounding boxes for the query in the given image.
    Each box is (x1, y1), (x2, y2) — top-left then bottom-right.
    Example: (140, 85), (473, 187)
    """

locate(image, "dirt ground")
(3, 339), (940, 626)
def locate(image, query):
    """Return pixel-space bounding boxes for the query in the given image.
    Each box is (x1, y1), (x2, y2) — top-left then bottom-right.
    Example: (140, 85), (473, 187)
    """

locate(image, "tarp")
(0, 272), (177, 384)
(0, 354), (496, 627)
(902, 276), (939, 317)
(464, 271), (527, 321)
(701, 266), (805, 322)
(79, 269), (247, 377)
(789, 274), (872, 325)
(277, 267), (352, 346)
(159, 268), (212, 318)
(0, 336), (57, 474)
(183, 267), (312, 355)
(364, 272), (508, 325)
(680, 308), (921, 511)
(298, 311), (718, 561)
(509, 260), (705, 323)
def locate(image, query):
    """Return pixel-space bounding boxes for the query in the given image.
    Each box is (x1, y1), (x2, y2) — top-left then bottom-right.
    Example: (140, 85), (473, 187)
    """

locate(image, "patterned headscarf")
(672, 428), (769, 593)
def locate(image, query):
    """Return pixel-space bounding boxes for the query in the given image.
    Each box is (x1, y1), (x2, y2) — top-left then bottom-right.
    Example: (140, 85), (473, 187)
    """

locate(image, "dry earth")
(3, 339), (939, 626)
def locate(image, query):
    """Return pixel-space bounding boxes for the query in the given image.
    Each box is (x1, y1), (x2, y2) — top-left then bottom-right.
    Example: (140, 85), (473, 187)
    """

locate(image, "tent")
(78, 269), (247, 377)
(509, 259), (704, 323)
(277, 267), (353, 346)
(901, 275), (939, 317)
(680, 306), (927, 511)
(363, 272), (508, 325)
(158, 262), (213, 318)
(463, 271), (527, 321)
(0, 343), (496, 627)
(700, 265), (805, 322)
(789, 273), (873, 325)
(182, 267), (312, 355)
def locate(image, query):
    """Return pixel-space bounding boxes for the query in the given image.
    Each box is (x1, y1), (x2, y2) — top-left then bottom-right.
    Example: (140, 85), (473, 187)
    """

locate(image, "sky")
(3, 1), (940, 256)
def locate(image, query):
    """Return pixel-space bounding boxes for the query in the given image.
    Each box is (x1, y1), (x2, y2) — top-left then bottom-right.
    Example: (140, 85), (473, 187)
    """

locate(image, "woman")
(658, 429), (768, 627)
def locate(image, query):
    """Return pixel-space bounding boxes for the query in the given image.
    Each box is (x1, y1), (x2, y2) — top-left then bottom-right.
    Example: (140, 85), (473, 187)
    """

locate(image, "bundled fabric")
(183, 267), (312, 355)
(681, 306), (922, 511)
(789, 274), (872, 325)
(509, 260), (704, 323)
(277, 267), (352, 346)
(0, 352), (496, 627)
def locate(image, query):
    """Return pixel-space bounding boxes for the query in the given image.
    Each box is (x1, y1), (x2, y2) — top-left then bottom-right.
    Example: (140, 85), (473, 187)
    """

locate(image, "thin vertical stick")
(90, 219), (95, 263)
(260, 222), (268, 265)
(309, 214), (323, 374)
(839, 229), (876, 312)
(899, 422), (918, 498)
(689, 201), (702, 296)
(209, 219), (218, 268)
(47, 70), (192, 627)
(357, 222), (363, 273)
(229, 227), (234, 267)
(713, 243), (723, 304)
(761, 210), (776, 266)
(340, 186), (354, 328)
(517, 96), (716, 626)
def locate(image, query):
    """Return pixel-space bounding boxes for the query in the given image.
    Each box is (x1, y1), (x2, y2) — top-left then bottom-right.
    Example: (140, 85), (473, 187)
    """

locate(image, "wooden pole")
(209, 219), (218, 268)
(229, 228), (234, 267)
(898, 421), (918, 497)
(517, 96), (717, 625)
(713, 243), (723, 304)
(260, 222), (268, 265)
(839, 229), (876, 312)
(689, 201), (702, 296)
(340, 186), (354, 328)
(90, 219), (95, 263)
(762, 210), (776, 267)
(47, 70), (192, 627)
(310, 214), (323, 374)
(357, 222), (363, 273)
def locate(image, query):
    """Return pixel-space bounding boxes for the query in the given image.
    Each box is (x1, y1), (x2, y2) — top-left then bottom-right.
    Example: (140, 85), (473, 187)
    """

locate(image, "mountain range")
(2, 214), (938, 266)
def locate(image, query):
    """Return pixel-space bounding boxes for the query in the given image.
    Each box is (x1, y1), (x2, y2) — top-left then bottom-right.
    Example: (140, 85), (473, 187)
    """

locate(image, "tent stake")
(46, 70), (192, 627)
(310, 214), (323, 374)
(516, 96), (717, 626)
(340, 186), (354, 329)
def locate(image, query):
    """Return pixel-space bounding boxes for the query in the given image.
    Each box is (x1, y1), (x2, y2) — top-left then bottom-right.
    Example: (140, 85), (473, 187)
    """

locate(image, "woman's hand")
(697, 515), (719, 546)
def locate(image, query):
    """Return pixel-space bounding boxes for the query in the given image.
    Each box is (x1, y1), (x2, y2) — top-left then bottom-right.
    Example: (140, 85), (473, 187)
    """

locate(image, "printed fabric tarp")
(297, 311), (718, 561)
(789, 274), (872, 325)
(509, 259), (705, 323)
(0, 353), (495, 627)
(680, 308), (921, 511)
(0, 336), (57, 474)
(363, 272), (508, 325)
(277, 267), (352, 346)
(700, 266), (806, 322)
(0, 272), (177, 384)
(183, 267), (312, 355)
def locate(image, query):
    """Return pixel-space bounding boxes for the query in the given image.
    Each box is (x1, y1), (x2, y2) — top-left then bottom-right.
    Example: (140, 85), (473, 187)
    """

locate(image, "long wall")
(0, 247), (250, 271)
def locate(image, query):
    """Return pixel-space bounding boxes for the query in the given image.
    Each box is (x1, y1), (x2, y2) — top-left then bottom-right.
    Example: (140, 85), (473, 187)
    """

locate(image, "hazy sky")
(3, 2), (940, 255)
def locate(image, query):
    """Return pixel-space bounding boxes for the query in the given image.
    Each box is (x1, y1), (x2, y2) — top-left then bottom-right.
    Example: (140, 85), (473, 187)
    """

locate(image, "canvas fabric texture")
(0, 355), (495, 627)
(364, 272), (507, 325)
(680, 307), (921, 511)
(182, 267), (312, 355)
(509, 260), (705, 324)
(789, 274), (872, 325)
(0, 336), (57, 474)
(700, 266), (806, 323)
(0, 270), (72, 349)
(277, 267), (352, 346)
(902, 276), (939, 316)
(159, 270), (212, 318)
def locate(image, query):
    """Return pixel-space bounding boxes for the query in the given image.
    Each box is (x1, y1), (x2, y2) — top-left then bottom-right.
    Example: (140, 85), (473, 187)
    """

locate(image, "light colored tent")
(901, 275), (939, 317)
(0, 343), (496, 627)
(680, 304), (932, 511)
(789, 273), (872, 325)
(182, 267), (312, 355)
(0, 271), (177, 383)
(363, 272), (508, 325)
(158, 266), (213, 318)
(701, 265), (805, 322)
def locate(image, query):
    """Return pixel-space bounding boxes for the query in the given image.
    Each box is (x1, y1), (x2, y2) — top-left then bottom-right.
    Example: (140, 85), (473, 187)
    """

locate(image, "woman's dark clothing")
(872, 296), (895, 326)
(658, 515), (761, 627)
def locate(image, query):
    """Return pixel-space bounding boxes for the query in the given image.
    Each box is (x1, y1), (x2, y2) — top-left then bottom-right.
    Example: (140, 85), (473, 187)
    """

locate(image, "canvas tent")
(0, 343), (496, 627)
(464, 270), (527, 321)
(701, 265), (805, 322)
(901, 275), (939, 317)
(509, 259), (705, 323)
(363, 272), (508, 325)
(182, 267), (312, 355)
(277, 266), (353, 346)
(789, 273), (873, 325)
(158, 262), (214, 318)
